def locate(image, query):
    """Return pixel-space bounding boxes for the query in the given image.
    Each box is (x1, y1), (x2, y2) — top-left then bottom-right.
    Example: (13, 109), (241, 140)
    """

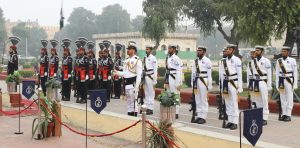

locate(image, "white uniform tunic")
(165, 54), (182, 114)
(143, 54), (158, 110)
(276, 57), (298, 117)
(250, 56), (272, 120)
(118, 55), (143, 113)
(219, 55), (243, 124)
(191, 56), (212, 119)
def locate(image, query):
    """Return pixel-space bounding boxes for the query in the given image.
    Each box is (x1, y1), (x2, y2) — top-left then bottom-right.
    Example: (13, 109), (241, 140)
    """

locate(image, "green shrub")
(212, 70), (219, 85)
(242, 71), (247, 83)
(184, 72), (192, 87)
(23, 63), (31, 69)
(19, 70), (35, 78)
(0, 67), (3, 73)
(157, 67), (166, 77)
(155, 77), (165, 89)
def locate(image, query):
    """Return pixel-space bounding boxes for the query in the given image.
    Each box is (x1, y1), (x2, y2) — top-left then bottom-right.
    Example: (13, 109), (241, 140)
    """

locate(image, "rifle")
(139, 71), (146, 106)
(247, 91), (252, 109)
(218, 79), (228, 128)
(189, 78), (197, 123)
(277, 97), (282, 120)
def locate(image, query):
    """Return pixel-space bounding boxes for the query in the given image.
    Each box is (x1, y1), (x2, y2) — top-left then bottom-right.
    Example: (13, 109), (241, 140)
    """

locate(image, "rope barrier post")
(14, 83), (23, 135)
(141, 104), (147, 148)
(35, 88), (43, 140)
(0, 88), (2, 116)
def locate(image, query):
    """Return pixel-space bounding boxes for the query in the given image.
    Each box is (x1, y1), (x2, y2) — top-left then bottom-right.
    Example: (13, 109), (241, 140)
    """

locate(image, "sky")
(0, 0), (144, 26)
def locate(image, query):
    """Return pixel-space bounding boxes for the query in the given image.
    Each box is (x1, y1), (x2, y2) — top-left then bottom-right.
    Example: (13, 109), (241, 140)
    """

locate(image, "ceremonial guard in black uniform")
(100, 40), (114, 102)
(113, 43), (123, 99)
(7, 36), (20, 75)
(75, 38), (89, 104)
(61, 38), (73, 101)
(49, 40), (59, 80)
(73, 48), (80, 97)
(97, 43), (105, 89)
(87, 41), (97, 91)
(39, 40), (49, 95)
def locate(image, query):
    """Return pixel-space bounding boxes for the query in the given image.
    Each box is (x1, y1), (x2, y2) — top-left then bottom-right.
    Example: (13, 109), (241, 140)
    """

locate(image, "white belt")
(223, 75), (238, 80)
(255, 75), (267, 80)
(280, 73), (293, 77)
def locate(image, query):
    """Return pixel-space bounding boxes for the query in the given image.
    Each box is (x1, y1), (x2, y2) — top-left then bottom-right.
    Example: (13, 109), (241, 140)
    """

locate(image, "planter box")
(9, 93), (24, 107)
(7, 82), (17, 93)
(160, 105), (176, 123)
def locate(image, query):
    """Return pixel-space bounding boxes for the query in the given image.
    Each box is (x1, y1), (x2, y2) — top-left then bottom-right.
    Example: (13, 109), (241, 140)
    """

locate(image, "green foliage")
(0, 66), (3, 73)
(242, 71), (247, 83)
(11, 23), (47, 57)
(155, 77), (165, 89)
(157, 91), (180, 107)
(6, 71), (21, 83)
(131, 15), (145, 32)
(142, 0), (179, 47)
(147, 120), (175, 148)
(184, 72), (192, 87)
(45, 79), (62, 89)
(19, 70), (35, 78)
(0, 8), (7, 44)
(96, 4), (131, 34)
(23, 63), (31, 69)
(212, 70), (219, 85)
(157, 67), (166, 77)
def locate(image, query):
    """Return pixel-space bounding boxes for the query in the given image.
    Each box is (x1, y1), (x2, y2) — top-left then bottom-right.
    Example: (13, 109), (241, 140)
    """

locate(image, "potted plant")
(157, 91), (180, 123)
(45, 79), (61, 101)
(147, 120), (176, 148)
(32, 94), (58, 139)
(6, 71), (21, 92)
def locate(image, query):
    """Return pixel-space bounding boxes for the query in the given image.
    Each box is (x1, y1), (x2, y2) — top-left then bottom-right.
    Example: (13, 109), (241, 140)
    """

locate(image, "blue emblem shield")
(89, 89), (107, 114)
(22, 80), (35, 99)
(243, 108), (263, 146)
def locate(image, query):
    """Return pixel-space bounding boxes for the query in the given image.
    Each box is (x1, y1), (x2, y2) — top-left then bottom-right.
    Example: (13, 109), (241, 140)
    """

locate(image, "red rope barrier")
(40, 100), (141, 137)
(0, 99), (37, 116)
(146, 120), (180, 148)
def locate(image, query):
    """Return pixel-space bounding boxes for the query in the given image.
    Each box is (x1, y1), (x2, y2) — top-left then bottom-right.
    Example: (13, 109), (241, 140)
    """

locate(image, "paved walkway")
(1, 80), (300, 147)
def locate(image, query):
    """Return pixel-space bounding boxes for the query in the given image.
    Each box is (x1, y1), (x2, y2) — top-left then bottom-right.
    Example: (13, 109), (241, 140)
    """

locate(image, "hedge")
(19, 70), (35, 78)
(157, 67), (166, 77)
(184, 72), (192, 87)
(155, 77), (165, 89)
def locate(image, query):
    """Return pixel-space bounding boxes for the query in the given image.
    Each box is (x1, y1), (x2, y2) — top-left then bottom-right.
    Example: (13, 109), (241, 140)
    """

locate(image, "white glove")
(238, 88), (243, 93)
(208, 85), (213, 90)
(86, 75), (89, 80)
(108, 76), (111, 80)
(54, 73), (57, 77)
(68, 74), (71, 78)
(45, 72), (48, 76)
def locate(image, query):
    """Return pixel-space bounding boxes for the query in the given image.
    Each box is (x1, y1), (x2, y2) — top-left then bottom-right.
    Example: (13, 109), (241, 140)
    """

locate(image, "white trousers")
(144, 76), (155, 110)
(253, 81), (269, 120)
(126, 86), (138, 113)
(223, 83), (239, 124)
(195, 79), (209, 119)
(279, 80), (294, 117)
(168, 76), (180, 114)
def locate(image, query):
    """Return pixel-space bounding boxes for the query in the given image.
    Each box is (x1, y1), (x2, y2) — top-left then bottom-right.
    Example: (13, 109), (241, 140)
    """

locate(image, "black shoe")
(230, 124), (238, 130)
(107, 99), (110, 103)
(80, 99), (87, 104)
(128, 112), (133, 116)
(283, 116), (291, 122)
(192, 118), (201, 123)
(197, 118), (206, 124)
(224, 123), (233, 129)
(176, 114), (179, 119)
(279, 115), (286, 121)
(133, 112), (137, 117)
(146, 109), (153, 115)
(263, 120), (267, 126)
(65, 98), (70, 101)
(76, 98), (80, 103)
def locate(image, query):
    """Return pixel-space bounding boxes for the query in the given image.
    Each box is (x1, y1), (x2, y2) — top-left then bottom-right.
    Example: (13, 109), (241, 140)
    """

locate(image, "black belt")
(224, 78), (238, 81)
(124, 77), (136, 85)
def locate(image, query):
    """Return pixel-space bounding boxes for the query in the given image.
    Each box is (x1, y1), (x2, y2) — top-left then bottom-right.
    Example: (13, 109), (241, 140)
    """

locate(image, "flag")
(60, 7), (64, 30)
(243, 108), (263, 146)
(89, 89), (107, 114)
(22, 80), (35, 99)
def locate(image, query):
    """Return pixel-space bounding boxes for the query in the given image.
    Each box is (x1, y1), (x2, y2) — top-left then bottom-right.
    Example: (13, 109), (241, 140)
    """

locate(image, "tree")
(96, 4), (130, 34)
(11, 23), (47, 57)
(234, 0), (300, 47)
(0, 8), (7, 45)
(142, 0), (180, 49)
(131, 15), (145, 32)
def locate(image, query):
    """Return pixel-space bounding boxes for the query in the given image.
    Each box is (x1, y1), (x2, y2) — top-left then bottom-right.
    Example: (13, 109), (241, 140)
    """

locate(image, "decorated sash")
(63, 65), (69, 80)
(194, 59), (208, 91)
(278, 59), (293, 91)
(222, 59), (237, 95)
